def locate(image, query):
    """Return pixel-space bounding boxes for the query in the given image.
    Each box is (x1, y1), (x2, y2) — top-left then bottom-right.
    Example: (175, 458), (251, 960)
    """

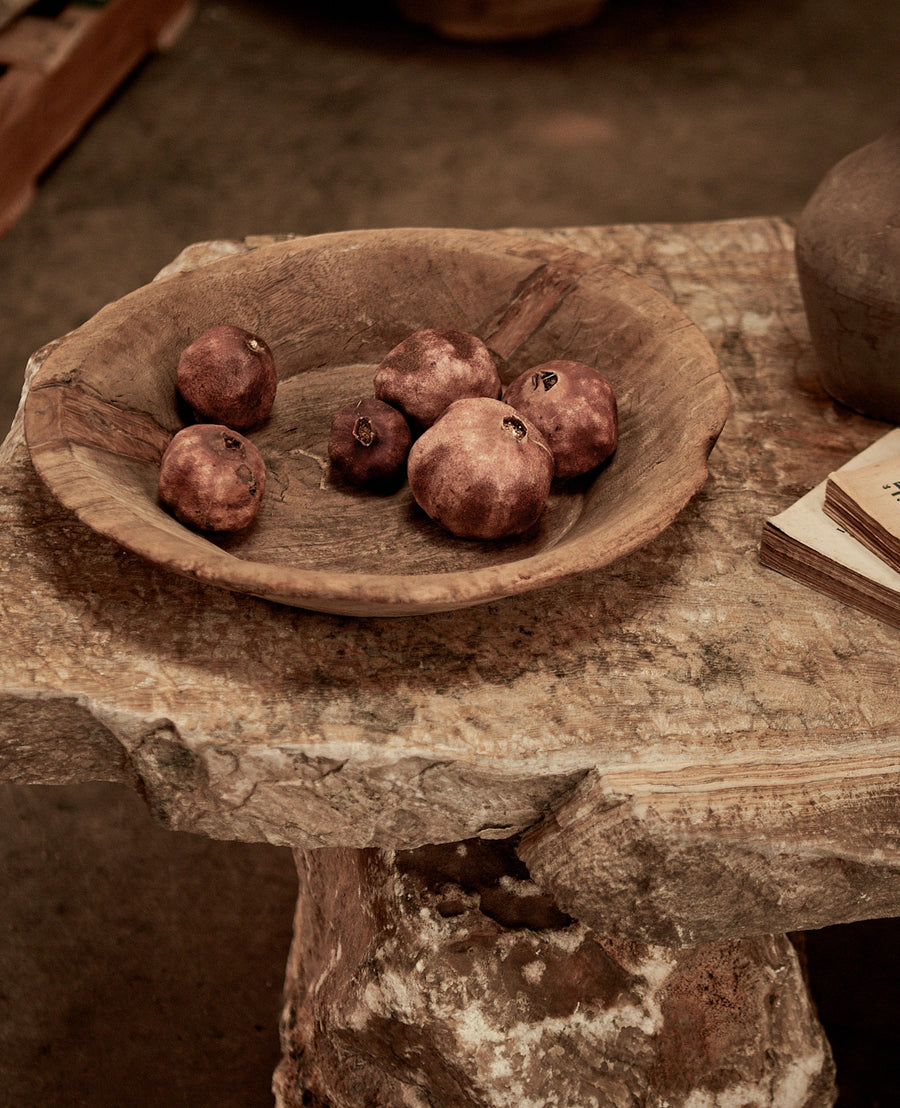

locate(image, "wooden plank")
(0, 56), (40, 122)
(0, 0), (195, 235)
(0, 0), (35, 37)
(0, 7), (99, 73)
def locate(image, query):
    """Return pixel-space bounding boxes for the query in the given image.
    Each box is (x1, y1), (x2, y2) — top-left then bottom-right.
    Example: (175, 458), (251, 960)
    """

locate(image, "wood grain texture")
(0, 0), (33, 37)
(0, 0), (194, 235)
(23, 228), (728, 616)
(3, 218), (900, 946)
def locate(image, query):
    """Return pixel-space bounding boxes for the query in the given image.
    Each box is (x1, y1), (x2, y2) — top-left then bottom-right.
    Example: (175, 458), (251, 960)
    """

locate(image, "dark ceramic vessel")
(795, 125), (900, 422)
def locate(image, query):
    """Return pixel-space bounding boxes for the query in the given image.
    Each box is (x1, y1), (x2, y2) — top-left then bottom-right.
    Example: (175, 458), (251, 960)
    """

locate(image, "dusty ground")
(1, 0), (899, 1104)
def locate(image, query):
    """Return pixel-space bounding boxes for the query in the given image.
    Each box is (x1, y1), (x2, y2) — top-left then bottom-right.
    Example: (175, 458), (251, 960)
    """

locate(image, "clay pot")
(794, 125), (900, 422)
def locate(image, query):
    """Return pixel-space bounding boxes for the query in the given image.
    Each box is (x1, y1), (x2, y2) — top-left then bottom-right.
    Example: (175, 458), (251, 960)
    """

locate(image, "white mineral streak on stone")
(488, 1054), (513, 1080)
(379, 966), (420, 1019)
(497, 875), (544, 896)
(636, 944), (678, 990)
(358, 911), (680, 1101)
(450, 1008), (613, 1108)
(770, 1042), (827, 1108)
(680, 1043), (824, 1108)
(682, 1088), (762, 1108)
(344, 997), (369, 1033)
(521, 959), (545, 985)
(202, 748), (255, 806)
(534, 924), (594, 955)
(740, 310), (775, 335)
(629, 797), (651, 821)
(281, 831), (837, 1106)
(312, 936), (343, 1001)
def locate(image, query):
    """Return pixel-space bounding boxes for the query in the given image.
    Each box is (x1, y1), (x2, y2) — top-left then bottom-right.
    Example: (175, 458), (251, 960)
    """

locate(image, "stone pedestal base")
(274, 840), (837, 1107)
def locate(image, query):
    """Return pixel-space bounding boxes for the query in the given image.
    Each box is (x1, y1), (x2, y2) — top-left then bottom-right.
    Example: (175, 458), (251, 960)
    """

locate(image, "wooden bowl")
(24, 228), (729, 617)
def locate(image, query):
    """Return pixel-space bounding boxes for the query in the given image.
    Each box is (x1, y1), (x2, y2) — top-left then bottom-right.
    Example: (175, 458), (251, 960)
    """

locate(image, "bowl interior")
(24, 229), (728, 614)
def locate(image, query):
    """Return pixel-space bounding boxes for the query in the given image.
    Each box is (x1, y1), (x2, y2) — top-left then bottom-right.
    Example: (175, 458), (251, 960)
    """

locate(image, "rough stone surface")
(2, 5), (900, 1101)
(2, 221), (900, 949)
(517, 763), (900, 946)
(274, 842), (837, 1107)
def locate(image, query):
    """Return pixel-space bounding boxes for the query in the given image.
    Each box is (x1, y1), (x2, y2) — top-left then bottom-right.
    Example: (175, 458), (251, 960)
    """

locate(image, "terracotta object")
(795, 126), (900, 422)
(22, 228), (728, 617)
(393, 0), (606, 41)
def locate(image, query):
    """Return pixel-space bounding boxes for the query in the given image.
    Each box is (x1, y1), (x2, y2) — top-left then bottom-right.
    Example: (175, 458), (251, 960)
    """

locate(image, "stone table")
(3, 217), (899, 1107)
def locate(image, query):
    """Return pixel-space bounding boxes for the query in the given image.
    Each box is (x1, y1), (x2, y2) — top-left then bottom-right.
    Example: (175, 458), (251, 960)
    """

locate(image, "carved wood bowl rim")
(23, 228), (729, 616)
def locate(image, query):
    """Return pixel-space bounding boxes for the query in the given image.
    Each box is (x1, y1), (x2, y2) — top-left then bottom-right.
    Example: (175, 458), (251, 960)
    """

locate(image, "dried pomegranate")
(373, 328), (501, 430)
(158, 423), (266, 532)
(407, 397), (553, 539)
(503, 359), (618, 478)
(328, 397), (413, 492)
(176, 324), (277, 431)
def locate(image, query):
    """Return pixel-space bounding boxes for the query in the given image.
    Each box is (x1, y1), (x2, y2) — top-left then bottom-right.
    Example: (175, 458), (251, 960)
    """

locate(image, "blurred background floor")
(1, 1), (898, 1104)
